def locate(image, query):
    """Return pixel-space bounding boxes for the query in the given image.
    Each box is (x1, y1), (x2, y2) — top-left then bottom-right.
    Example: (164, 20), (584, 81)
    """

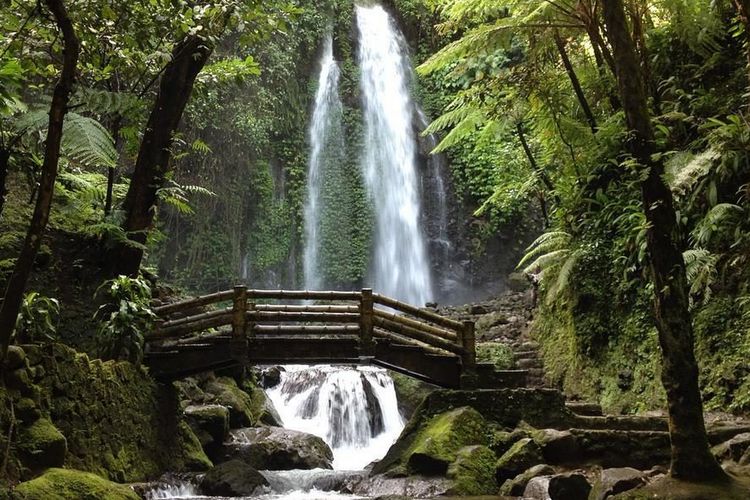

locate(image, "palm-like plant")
(517, 230), (582, 303)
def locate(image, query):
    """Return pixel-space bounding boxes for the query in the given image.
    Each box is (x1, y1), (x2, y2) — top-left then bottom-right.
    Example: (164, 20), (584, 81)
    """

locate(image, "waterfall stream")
(303, 34), (344, 291)
(266, 365), (404, 471)
(357, 4), (432, 306)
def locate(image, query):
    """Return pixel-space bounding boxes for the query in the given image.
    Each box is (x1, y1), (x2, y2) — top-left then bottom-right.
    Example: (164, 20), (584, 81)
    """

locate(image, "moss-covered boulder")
(490, 428), (530, 456)
(6, 345), (26, 370)
(446, 445), (497, 495)
(374, 406), (488, 476)
(200, 460), (268, 497)
(495, 437), (543, 482)
(17, 418), (67, 470)
(12, 468), (138, 500)
(205, 377), (258, 428)
(185, 404), (229, 452)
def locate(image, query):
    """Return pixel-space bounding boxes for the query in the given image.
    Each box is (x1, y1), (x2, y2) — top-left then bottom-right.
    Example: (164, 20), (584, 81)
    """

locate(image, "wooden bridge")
(144, 287), (527, 389)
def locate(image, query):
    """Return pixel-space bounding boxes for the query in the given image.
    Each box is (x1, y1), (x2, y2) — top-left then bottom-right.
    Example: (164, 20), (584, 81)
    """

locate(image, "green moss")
(446, 445), (497, 496)
(405, 406), (489, 474)
(205, 376), (257, 427)
(476, 342), (515, 370)
(12, 468), (139, 500)
(17, 418), (67, 470)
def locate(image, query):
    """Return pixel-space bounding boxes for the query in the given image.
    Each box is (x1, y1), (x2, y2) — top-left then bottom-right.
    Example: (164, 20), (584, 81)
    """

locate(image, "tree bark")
(109, 34), (213, 276)
(553, 30), (598, 134)
(0, 0), (79, 363)
(0, 149), (9, 220)
(601, 0), (726, 482)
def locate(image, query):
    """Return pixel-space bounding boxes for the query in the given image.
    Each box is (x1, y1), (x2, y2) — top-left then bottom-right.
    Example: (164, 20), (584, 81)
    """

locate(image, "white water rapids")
(147, 366), (404, 499)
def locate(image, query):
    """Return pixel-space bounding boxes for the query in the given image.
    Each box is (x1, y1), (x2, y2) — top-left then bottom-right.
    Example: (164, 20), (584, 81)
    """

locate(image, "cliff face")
(1, 343), (209, 485)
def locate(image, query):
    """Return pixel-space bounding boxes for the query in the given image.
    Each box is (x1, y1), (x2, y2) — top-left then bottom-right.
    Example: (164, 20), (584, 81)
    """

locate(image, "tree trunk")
(627, 0), (660, 114)
(734, 0), (750, 85)
(601, 0), (726, 482)
(109, 34), (213, 276)
(0, 0), (79, 363)
(104, 116), (123, 217)
(0, 149), (9, 220)
(553, 30), (598, 134)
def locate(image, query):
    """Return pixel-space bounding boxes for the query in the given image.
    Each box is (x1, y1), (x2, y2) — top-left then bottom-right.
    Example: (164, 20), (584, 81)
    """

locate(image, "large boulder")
(495, 437), (543, 482)
(17, 418), (67, 470)
(445, 445), (497, 495)
(200, 459), (268, 497)
(222, 427), (333, 470)
(498, 464), (555, 496)
(712, 432), (750, 463)
(532, 428), (580, 464)
(185, 404), (230, 449)
(405, 407), (488, 475)
(547, 472), (591, 500)
(12, 468), (139, 499)
(590, 467), (647, 500)
(204, 377), (258, 428)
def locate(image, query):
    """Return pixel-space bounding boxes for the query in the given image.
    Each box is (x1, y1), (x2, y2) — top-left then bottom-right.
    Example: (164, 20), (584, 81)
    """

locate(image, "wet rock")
(352, 474), (452, 498)
(499, 463), (555, 496)
(362, 374), (385, 437)
(185, 404), (229, 452)
(12, 468), (139, 499)
(712, 432), (750, 463)
(204, 377), (257, 428)
(490, 428), (530, 456)
(446, 445), (497, 495)
(590, 467), (647, 500)
(741, 446), (750, 466)
(261, 366), (283, 389)
(533, 428), (580, 464)
(257, 392), (283, 427)
(475, 311), (509, 333)
(222, 427), (334, 470)
(547, 472), (591, 499)
(495, 437), (543, 482)
(200, 459), (268, 497)
(469, 304), (488, 315)
(17, 417), (67, 470)
(524, 475), (551, 498)
(7, 345), (26, 370)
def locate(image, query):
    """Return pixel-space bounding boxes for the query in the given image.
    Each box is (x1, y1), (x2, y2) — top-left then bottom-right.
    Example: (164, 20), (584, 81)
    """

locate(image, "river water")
(146, 365), (404, 499)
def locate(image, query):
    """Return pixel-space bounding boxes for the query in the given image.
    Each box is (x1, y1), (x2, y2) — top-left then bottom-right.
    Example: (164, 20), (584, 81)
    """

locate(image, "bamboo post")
(461, 320), (476, 369)
(359, 288), (375, 356)
(460, 320), (478, 388)
(232, 285), (248, 339)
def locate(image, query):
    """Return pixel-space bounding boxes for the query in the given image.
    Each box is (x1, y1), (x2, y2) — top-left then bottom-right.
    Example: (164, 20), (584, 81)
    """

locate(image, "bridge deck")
(144, 288), (528, 389)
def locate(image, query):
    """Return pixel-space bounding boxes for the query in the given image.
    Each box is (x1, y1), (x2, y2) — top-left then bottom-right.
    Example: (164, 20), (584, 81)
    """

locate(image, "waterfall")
(266, 365), (404, 471)
(303, 34), (344, 290)
(356, 4), (433, 306)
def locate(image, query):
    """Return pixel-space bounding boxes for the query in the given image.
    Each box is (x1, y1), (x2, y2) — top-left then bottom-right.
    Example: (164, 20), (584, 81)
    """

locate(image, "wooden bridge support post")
(359, 288), (375, 357)
(231, 285), (248, 360)
(459, 320), (478, 388)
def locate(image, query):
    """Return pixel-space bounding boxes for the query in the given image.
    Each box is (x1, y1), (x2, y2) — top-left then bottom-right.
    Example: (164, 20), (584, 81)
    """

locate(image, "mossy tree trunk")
(108, 34), (213, 276)
(0, 0), (80, 363)
(601, 0), (726, 482)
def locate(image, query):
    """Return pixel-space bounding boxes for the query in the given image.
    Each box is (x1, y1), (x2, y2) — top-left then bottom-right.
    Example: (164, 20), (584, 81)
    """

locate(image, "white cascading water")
(303, 34), (344, 290)
(266, 365), (404, 471)
(357, 4), (432, 306)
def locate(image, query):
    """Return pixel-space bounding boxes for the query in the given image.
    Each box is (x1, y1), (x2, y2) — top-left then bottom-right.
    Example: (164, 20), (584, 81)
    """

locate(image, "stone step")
(519, 341), (540, 351)
(513, 350), (538, 358)
(517, 358), (544, 369)
(566, 401), (603, 416)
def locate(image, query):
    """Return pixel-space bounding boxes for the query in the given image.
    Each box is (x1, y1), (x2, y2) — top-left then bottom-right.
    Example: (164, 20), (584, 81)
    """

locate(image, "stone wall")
(1, 343), (209, 485)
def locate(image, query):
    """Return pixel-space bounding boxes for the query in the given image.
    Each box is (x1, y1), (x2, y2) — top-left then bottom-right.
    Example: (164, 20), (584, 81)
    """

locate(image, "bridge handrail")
(148, 286), (475, 369)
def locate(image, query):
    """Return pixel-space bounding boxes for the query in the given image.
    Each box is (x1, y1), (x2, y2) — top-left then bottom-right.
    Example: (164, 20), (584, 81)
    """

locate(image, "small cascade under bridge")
(144, 287), (527, 389)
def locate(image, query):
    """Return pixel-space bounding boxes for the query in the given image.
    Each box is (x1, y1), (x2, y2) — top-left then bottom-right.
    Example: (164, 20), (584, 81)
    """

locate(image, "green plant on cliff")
(13, 291), (60, 344)
(93, 275), (155, 365)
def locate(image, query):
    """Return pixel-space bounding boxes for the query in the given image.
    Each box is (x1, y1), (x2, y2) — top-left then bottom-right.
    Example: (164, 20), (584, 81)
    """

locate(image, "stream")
(145, 365), (405, 499)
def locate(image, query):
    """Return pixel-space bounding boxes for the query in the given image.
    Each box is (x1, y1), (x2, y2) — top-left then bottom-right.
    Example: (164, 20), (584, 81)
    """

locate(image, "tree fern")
(13, 108), (118, 168)
(517, 230), (582, 304)
(683, 248), (717, 305)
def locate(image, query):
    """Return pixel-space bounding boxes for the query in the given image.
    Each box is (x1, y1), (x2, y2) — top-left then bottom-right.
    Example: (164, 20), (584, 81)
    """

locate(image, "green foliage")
(476, 342), (513, 370)
(14, 291), (60, 344)
(93, 276), (155, 365)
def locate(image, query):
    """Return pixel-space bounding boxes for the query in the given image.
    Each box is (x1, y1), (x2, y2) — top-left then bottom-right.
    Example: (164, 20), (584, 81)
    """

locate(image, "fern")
(13, 108), (118, 168)
(517, 230), (582, 303)
(691, 203), (744, 247)
(683, 248), (717, 305)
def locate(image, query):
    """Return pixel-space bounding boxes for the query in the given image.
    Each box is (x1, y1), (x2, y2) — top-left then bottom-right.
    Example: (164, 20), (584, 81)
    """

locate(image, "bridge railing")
(149, 287), (476, 369)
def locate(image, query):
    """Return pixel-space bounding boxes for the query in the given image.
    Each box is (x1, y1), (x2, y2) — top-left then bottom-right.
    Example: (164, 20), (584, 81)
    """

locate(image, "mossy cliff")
(0, 343), (209, 486)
